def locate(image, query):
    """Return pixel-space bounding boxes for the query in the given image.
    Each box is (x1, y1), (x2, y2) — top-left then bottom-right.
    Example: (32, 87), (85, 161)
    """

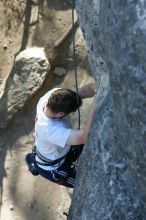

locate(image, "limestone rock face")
(68, 1), (146, 220)
(0, 47), (50, 128)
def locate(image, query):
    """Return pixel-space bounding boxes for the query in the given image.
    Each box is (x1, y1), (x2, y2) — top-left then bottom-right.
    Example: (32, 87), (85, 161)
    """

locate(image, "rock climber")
(26, 83), (96, 188)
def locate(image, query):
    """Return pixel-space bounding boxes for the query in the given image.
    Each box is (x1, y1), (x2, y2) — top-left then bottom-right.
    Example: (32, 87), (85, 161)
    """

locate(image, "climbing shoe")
(25, 153), (39, 176)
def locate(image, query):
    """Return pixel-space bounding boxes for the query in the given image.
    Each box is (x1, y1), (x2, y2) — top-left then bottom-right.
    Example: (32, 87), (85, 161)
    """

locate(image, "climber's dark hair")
(47, 88), (82, 115)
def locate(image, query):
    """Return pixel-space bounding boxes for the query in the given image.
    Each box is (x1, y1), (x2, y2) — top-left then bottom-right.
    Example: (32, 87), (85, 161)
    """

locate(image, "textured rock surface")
(0, 47), (50, 128)
(68, 1), (146, 220)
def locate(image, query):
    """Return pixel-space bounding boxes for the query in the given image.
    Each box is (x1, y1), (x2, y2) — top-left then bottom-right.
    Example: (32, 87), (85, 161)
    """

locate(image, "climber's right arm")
(66, 97), (95, 146)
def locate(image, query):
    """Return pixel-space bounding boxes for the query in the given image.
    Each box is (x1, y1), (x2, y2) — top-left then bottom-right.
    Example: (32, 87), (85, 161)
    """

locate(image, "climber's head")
(46, 88), (82, 118)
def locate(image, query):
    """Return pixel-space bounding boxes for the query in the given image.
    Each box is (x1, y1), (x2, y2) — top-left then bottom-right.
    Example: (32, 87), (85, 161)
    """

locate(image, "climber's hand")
(78, 83), (96, 99)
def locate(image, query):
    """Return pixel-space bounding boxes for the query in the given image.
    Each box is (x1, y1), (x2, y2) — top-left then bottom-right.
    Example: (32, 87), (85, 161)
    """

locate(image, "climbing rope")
(71, 0), (81, 129)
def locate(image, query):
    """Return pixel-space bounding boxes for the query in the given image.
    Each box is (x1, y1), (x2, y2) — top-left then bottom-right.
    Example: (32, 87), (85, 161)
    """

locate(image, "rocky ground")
(0, 1), (93, 219)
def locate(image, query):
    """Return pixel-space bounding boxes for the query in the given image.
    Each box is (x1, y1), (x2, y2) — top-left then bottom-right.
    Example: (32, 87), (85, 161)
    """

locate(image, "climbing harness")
(34, 146), (67, 166)
(25, 145), (67, 176)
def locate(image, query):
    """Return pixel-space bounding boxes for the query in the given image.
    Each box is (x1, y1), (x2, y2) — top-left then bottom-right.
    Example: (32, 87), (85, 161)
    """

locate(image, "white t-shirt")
(34, 88), (72, 170)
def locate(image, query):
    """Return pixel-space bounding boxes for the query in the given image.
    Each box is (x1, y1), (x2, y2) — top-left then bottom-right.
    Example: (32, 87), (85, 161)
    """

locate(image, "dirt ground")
(0, 1), (93, 220)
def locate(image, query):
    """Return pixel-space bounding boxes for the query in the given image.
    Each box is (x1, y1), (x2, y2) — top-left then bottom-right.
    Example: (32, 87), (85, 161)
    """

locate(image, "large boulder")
(0, 47), (50, 128)
(68, 1), (146, 220)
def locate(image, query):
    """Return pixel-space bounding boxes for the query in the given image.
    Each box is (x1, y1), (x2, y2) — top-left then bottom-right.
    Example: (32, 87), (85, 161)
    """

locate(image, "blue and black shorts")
(35, 145), (84, 188)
